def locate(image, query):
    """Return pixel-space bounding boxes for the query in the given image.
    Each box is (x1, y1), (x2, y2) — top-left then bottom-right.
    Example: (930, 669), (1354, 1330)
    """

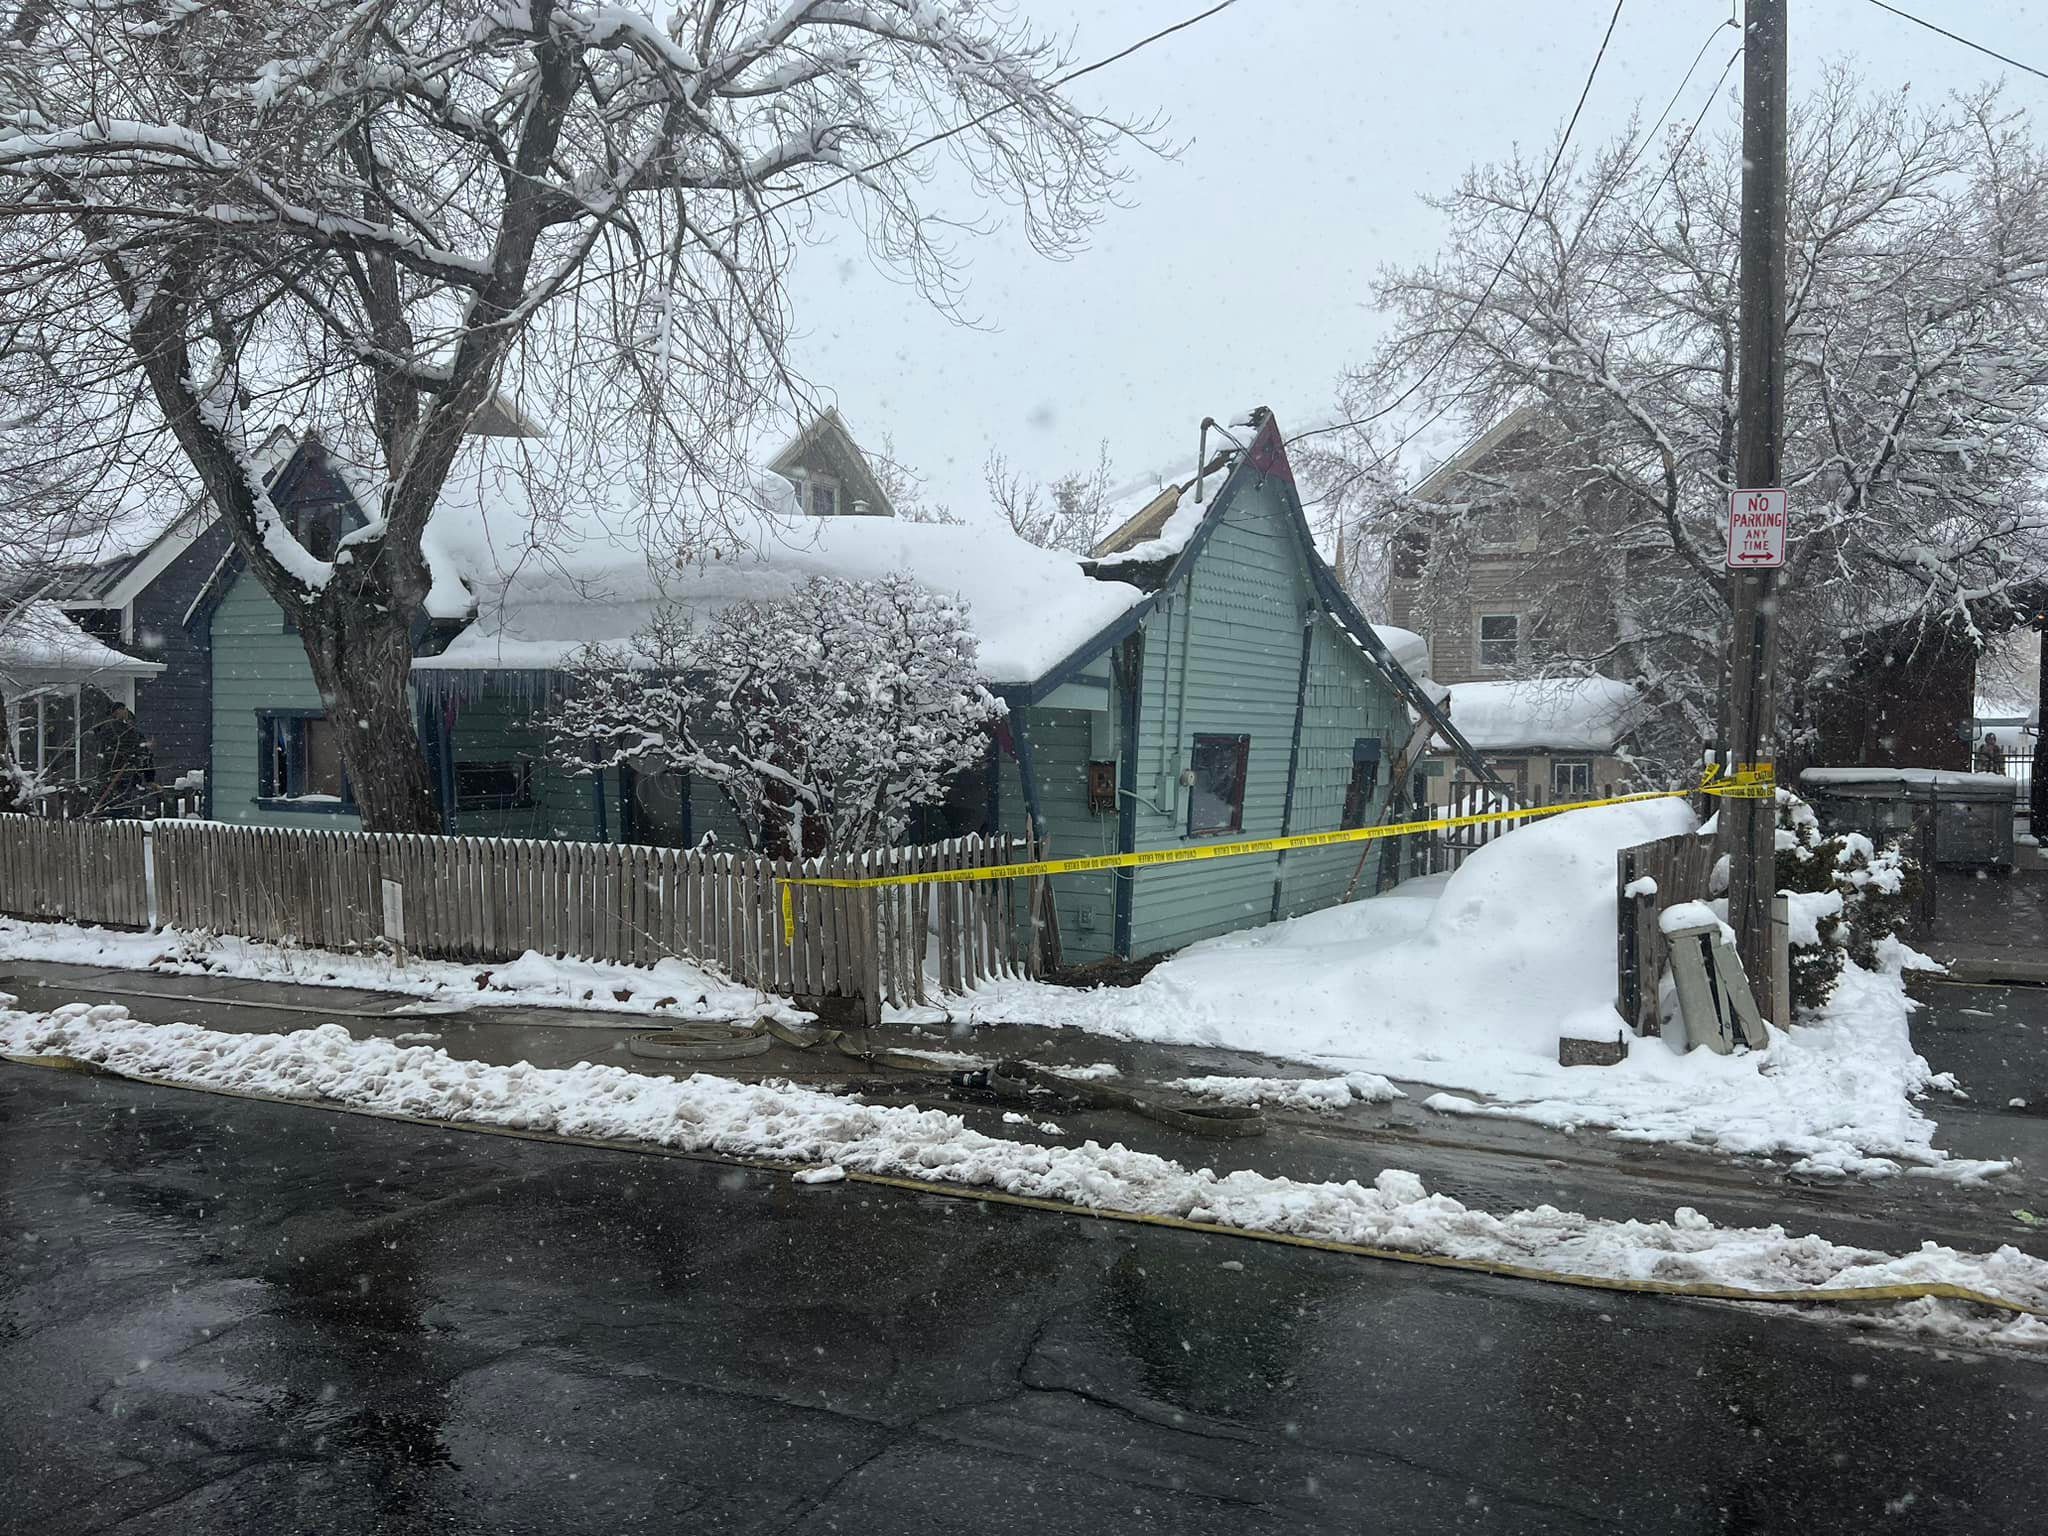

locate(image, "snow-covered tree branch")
(1324, 70), (2048, 772)
(550, 575), (1004, 856)
(0, 0), (1140, 829)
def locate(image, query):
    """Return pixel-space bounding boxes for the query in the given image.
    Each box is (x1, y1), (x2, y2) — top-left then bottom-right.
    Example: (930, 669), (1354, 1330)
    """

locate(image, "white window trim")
(10, 685), (83, 781)
(1551, 757), (1594, 795)
(1474, 610), (1521, 673)
(802, 473), (841, 517)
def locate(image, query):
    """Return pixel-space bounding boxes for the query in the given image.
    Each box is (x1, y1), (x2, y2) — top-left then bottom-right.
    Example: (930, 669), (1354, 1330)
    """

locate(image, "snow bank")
(3, 1001), (2039, 1348)
(957, 803), (2000, 1180)
(0, 917), (804, 1026)
(1167, 1072), (1404, 1112)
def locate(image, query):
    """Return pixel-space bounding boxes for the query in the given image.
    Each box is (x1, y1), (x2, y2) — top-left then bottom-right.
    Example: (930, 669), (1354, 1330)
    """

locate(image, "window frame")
(1551, 758), (1593, 797)
(1475, 612), (1521, 671)
(454, 759), (536, 812)
(1471, 505), (1525, 552)
(256, 710), (354, 811)
(10, 686), (82, 781)
(1186, 733), (1251, 838)
(806, 475), (840, 517)
(1341, 737), (1382, 830)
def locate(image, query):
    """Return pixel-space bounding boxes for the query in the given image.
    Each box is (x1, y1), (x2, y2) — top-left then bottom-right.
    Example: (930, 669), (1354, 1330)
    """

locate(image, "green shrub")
(1774, 790), (1917, 1014)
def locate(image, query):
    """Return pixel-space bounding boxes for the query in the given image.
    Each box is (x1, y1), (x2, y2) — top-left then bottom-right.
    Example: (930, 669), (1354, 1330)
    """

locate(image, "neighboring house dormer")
(767, 407), (895, 518)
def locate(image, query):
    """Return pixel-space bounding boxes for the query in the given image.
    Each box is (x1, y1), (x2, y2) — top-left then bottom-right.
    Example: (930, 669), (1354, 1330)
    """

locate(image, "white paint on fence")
(381, 878), (406, 947)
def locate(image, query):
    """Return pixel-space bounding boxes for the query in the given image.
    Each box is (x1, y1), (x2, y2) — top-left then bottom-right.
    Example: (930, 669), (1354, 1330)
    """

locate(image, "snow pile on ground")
(1168, 1072), (1404, 1112)
(0, 918), (804, 1027)
(2, 1000), (2039, 1349)
(955, 801), (2000, 1181)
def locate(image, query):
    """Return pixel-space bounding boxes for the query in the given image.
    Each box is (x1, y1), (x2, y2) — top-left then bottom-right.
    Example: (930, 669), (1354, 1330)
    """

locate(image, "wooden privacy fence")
(0, 814), (1032, 1023)
(1614, 830), (1718, 1036)
(0, 816), (151, 928)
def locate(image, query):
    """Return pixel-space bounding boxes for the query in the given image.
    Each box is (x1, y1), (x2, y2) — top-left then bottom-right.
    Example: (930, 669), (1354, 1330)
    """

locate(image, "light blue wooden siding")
(1272, 620), (1406, 918)
(998, 704), (1117, 964)
(1122, 474), (1409, 957)
(1124, 478), (1301, 955)
(208, 572), (363, 831)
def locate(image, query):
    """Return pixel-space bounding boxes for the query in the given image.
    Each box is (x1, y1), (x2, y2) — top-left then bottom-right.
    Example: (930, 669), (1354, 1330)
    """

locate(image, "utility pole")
(1726, 0), (1787, 1008)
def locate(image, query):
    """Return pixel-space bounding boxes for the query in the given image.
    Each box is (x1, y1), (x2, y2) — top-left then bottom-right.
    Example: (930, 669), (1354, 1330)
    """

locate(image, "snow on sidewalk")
(2, 999), (2041, 1349)
(951, 801), (2004, 1182)
(0, 916), (804, 1026)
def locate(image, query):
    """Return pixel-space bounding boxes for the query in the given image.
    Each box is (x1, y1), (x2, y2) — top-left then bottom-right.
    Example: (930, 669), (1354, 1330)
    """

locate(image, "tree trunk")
(299, 591), (441, 834)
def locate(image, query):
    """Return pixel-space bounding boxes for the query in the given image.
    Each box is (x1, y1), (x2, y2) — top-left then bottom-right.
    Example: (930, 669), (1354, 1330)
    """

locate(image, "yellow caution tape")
(1701, 762), (1777, 800)
(776, 767), (1774, 945)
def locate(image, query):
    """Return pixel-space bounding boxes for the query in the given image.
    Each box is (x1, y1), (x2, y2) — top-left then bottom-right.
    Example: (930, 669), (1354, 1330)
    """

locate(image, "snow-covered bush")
(1776, 791), (1917, 1012)
(552, 575), (1004, 857)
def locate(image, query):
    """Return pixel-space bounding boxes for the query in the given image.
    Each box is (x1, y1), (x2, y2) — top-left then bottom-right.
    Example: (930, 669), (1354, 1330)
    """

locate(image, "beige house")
(1384, 404), (1664, 683)
(1384, 406), (1650, 797)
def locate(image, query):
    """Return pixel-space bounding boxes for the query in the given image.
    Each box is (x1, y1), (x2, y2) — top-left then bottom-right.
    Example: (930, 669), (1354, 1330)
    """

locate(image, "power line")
(1286, 0), (1627, 454)
(697, 0), (1244, 246)
(1631, 39), (1742, 228)
(1863, 0), (2048, 84)
(1363, 26), (1743, 489)
(1614, 18), (1741, 187)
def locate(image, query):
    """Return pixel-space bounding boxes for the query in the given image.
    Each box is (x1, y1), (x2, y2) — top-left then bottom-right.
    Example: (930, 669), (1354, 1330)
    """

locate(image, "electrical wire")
(1285, 0), (1628, 454)
(695, 0), (1245, 247)
(1863, 0), (2048, 84)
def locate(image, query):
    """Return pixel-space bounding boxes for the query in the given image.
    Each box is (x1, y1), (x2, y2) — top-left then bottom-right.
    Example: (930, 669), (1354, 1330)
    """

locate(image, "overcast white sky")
(778, 0), (2048, 513)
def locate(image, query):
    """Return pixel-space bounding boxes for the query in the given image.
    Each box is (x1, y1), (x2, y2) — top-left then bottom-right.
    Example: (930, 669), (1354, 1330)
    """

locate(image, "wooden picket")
(0, 813), (1027, 1024)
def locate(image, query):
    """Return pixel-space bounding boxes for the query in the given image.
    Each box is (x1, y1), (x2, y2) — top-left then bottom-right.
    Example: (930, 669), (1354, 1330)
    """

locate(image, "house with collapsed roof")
(190, 407), (1484, 964)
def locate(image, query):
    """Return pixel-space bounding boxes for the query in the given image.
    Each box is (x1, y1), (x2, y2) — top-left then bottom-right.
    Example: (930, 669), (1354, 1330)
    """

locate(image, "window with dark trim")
(1341, 738), (1382, 829)
(258, 713), (350, 806)
(455, 760), (535, 811)
(1187, 734), (1250, 836)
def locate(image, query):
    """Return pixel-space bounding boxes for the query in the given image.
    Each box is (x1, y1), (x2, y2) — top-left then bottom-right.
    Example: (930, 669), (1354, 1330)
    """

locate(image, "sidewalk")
(3, 954), (2039, 1265)
(1920, 866), (2048, 983)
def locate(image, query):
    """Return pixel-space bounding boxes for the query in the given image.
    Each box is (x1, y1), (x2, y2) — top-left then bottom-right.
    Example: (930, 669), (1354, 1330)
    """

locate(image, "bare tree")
(1325, 71), (2048, 773)
(871, 433), (958, 525)
(0, 0), (1139, 828)
(984, 440), (1115, 552)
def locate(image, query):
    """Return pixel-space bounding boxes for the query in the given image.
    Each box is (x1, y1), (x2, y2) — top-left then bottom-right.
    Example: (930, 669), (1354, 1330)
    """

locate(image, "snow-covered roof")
(1372, 624), (1430, 682)
(1800, 766), (2016, 792)
(1092, 478), (1208, 566)
(0, 603), (161, 681)
(412, 440), (1147, 687)
(1436, 677), (1644, 753)
(1405, 403), (1543, 500)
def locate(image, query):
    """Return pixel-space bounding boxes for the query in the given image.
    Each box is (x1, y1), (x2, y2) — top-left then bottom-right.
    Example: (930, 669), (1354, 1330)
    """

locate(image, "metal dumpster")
(1798, 767), (2017, 869)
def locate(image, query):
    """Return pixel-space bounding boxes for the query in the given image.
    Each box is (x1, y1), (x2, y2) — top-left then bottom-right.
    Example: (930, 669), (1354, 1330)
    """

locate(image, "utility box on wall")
(1086, 760), (1117, 814)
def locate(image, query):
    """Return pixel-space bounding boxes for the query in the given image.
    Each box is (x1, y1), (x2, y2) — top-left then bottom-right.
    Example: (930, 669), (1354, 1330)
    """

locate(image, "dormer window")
(807, 477), (839, 517)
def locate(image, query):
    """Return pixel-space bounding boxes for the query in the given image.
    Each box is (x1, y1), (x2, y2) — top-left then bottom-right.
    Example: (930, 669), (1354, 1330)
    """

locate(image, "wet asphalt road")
(5, 1068), (2047, 1535)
